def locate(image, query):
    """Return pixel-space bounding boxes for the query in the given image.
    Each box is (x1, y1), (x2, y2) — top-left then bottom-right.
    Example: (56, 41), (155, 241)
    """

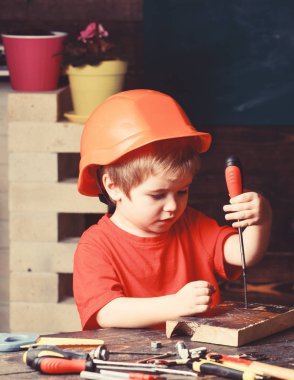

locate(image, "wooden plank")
(9, 152), (58, 182)
(8, 87), (70, 122)
(166, 301), (294, 347)
(9, 182), (107, 213)
(10, 299), (80, 333)
(9, 212), (58, 241)
(10, 240), (77, 273)
(10, 272), (59, 303)
(9, 121), (82, 153)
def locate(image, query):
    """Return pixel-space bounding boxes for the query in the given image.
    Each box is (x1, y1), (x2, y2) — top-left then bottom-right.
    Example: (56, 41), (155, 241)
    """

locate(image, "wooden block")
(9, 153), (58, 182)
(0, 220), (9, 247)
(166, 301), (294, 347)
(10, 272), (59, 303)
(0, 192), (8, 216)
(0, 280), (9, 305)
(10, 300), (80, 333)
(0, 118), (8, 138)
(0, 248), (9, 274)
(0, 255), (9, 300)
(9, 182), (107, 213)
(10, 240), (77, 273)
(51, 238), (78, 273)
(0, 135), (8, 164)
(9, 121), (82, 153)
(9, 212), (58, 241)
(8, 87), (70, 122)
(10, 242), (52, 272)
(0, 305), (9, 332)
(0, 164), (8, 192)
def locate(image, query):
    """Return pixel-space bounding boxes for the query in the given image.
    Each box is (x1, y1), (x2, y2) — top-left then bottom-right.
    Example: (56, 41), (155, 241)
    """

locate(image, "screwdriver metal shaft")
(238, 226), (248, 309)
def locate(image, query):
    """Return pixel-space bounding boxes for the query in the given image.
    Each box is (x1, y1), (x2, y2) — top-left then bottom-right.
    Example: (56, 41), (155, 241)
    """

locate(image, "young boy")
(73, 89), (272, 330)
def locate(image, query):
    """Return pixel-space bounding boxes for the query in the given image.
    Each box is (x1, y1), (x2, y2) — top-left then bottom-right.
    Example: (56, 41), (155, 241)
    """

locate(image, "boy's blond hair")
(101, 137), (200, 198)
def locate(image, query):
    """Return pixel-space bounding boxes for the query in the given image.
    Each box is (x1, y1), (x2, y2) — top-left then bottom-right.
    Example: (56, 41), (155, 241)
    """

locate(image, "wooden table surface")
(0, 327), (293, 379)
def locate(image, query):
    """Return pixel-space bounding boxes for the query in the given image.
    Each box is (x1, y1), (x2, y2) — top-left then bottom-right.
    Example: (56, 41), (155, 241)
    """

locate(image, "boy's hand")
(174, 281), (215, 316)
(223, 191), (271, 229)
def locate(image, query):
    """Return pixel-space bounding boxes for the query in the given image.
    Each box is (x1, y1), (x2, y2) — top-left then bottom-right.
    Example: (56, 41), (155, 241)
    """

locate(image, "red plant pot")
(2, 32), (67, 91)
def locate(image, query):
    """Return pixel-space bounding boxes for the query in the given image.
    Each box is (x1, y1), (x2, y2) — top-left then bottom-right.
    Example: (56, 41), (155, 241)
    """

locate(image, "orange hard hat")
(78, 89), (212, 196)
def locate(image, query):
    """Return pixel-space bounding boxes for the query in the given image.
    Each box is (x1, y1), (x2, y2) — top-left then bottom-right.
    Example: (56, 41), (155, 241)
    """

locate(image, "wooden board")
(166, 301), (294, 347)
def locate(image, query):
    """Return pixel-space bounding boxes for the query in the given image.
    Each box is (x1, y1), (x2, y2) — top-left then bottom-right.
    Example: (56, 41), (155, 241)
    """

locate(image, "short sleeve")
(73, 231), (124, 330)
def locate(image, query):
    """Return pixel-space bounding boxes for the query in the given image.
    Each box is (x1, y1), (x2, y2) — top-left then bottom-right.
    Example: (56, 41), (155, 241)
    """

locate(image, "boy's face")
(111, 172), (193, 237)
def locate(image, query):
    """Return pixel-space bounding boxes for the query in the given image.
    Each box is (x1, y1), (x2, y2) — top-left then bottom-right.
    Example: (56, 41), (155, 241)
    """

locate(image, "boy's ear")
(102, 173), (122, 202)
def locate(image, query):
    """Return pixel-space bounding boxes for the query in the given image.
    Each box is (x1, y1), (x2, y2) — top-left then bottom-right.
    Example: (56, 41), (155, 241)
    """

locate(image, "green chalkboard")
(143, 0), (294, 126)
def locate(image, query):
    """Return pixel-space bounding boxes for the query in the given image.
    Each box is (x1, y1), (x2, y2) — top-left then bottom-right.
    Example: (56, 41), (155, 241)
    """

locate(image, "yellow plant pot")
(65, 60), (128, 122)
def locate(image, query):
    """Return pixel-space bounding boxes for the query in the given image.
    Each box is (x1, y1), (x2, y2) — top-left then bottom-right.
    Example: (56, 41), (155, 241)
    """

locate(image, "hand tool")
(192, 359), (269, 380)
(89, 345), (109, 361)
(23, 344), (88, 364)
(188, 347), (207, 359)
(175, 341), (190, 359)
(91, 346), (168, 359)
(100, 369), (164, 380)
(207, 352), (294, 380)
(80, 371), (165, 380)
(145, 358), (190, 366)
(22, 336), (104, 348)
(136, 352), (175, 363)
(93, 359), (168, 369)
(29, 356), (95, 374)
(0, 333), (39, 352)
(81, 372), (119, 380)
(93, 362), (197, 377)
(23, 345), (95, 374)
(225, 155), (248, 308)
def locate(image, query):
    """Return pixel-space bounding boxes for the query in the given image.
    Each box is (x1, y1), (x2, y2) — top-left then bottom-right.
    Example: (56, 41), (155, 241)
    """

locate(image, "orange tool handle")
(225, 155), (243, 198)
(206, 353), (294, 380)
(33, 357), (89, 374)
(225, 166), (242, 197)
(207, 353), (251, 365)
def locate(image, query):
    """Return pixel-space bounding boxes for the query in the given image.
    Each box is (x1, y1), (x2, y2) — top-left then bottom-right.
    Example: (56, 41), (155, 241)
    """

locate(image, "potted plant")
(1, 0), (67, 91)
(62, 22), (128, 123)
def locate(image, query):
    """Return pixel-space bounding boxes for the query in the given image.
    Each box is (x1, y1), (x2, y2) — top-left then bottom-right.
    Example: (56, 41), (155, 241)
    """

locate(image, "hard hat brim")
(78, 131), (211, 196)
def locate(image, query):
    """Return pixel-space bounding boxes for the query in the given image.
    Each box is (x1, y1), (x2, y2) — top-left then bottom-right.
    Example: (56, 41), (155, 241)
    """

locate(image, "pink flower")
(98, 24), (109, 38)
(78, 22), (97, 41)
(63, 21), (118, 67)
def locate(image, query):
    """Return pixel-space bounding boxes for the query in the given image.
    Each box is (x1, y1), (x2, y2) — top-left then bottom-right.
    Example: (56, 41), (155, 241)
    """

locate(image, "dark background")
(144, 0), (294, 126)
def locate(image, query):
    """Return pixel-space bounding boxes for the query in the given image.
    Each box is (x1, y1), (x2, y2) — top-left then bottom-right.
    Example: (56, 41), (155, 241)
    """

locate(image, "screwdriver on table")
(81, 370), (165, 380)
(23, 345), (94, 374)
(225, 155), (248, 309)
(206, 352), (294, 380)
(192, 359), (270, 380)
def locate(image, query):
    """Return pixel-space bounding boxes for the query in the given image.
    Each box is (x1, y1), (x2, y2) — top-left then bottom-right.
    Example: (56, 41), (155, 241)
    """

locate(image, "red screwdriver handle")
(33, 357), (88, 374)
(225, 155), (243, 198)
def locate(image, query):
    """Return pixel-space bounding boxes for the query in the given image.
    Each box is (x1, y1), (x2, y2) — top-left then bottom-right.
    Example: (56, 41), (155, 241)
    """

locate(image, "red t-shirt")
(73, 207), (240, 330)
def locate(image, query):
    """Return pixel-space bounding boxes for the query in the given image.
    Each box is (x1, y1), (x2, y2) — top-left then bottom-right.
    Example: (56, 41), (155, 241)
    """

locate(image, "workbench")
(0, 327), (293, 379)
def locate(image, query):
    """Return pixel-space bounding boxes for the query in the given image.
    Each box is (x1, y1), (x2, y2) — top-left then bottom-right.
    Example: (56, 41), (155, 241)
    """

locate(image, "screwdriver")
(206, 352), (294, 380)
(23, 344), (88, 364)
(85, 370), (163, 380)
(28, 356), (95, 374)
(225, 155), (248, 309)
(23, 345), (94, 374)
(81, 369), (165, 380)
(192, 359), (270, 380)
